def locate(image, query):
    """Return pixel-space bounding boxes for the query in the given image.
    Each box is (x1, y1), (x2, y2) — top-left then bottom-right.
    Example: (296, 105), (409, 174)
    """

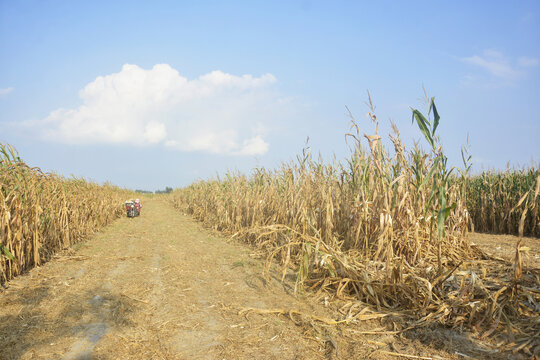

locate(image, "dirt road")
(1, 199), (532, 359)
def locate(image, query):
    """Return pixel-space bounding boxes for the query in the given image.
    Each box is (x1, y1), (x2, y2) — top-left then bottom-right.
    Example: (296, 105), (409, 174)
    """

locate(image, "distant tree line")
(155, 186), (173, 194)
(135, 187), (173, 194)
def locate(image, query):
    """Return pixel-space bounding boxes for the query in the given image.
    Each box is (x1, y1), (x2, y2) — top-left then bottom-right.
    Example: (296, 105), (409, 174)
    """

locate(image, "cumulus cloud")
(461, 50), (539, 81)
(0, 87), (14, 97)
(35, 64), (281, 155)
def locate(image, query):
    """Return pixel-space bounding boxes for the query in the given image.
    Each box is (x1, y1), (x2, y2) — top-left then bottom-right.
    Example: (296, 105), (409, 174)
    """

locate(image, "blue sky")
(1, 0), (539, 190)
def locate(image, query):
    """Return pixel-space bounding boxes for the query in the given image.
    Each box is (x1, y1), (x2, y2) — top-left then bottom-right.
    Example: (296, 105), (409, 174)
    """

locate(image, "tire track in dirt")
(62, 231), (139, 359)
(0, 214), (145, 359)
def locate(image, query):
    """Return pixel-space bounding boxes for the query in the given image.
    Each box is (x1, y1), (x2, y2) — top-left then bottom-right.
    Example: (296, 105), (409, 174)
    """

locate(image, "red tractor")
(125, 199), (142, 218)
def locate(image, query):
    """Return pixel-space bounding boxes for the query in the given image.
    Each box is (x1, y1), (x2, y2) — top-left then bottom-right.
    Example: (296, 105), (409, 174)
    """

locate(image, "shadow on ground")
(1, 283), (136, 360)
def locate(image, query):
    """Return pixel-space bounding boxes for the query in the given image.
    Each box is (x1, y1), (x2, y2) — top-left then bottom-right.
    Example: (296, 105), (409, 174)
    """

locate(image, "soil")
(1, 199), (537, 359)
(469, 232), (540, 268)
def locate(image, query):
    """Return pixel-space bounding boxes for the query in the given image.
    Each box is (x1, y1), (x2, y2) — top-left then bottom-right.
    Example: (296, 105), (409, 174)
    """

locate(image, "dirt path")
(1, 200), (532, 359)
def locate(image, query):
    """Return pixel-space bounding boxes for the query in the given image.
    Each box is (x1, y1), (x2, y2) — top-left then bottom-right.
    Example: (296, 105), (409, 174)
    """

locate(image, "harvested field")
(2, 199), (535, 360)
(470, 232), (540, 268)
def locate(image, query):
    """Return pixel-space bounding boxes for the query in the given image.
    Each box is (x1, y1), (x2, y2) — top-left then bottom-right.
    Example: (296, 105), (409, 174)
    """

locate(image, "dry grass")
(0, 143), (131, 283)
(170, 100), (539, 355)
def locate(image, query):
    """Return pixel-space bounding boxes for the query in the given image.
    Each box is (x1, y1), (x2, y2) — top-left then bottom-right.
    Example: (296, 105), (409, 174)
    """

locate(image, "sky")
(1, 0), (539, 191)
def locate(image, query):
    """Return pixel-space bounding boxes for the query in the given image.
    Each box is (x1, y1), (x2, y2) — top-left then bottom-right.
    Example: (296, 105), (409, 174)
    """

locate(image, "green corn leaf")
(461, 148), (467, 167)
(437, 210), (445, 240)
(425, 186), (437, 214)
(430, 97), (440, 135)
(443, 168), (455, 184)
(440, 185), (446, 206)
(437, 203), (456, 240)
(1, 244), (17, 262)
(411, 109), (435, 149)
(418, 157), (440, 192)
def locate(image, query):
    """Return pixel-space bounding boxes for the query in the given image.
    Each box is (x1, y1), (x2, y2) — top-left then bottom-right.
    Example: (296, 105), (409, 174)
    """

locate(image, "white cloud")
(34, 64), (281, 155)
(517, 56), (539, 67)
(0, 87), (14, 97)
(461, 50), (519, 79)
(461, 50), (539, 82)
(234, 135), (269, 156)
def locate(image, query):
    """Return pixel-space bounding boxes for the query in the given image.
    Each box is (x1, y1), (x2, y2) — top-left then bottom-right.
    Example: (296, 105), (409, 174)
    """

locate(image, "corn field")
(465, 168), (540, 237)
(170, 100), (539, 352)
(0, 143), (131, 283)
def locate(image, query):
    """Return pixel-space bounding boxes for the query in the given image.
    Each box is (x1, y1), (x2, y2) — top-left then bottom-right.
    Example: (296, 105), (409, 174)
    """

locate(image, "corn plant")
(411, 97), (456, 273)
(0, 142), (132, 283)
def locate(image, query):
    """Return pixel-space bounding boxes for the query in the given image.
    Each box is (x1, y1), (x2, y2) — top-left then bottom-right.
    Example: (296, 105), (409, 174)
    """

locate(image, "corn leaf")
(411, 109), (435, 149)
(1, 244), (17, 262)
(430, 97), (440, 135)
(437, 203), (456, 240)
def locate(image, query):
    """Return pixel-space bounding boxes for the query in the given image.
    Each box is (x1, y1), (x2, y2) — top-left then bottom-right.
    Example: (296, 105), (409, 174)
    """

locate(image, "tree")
(155, 186), (173, 194)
